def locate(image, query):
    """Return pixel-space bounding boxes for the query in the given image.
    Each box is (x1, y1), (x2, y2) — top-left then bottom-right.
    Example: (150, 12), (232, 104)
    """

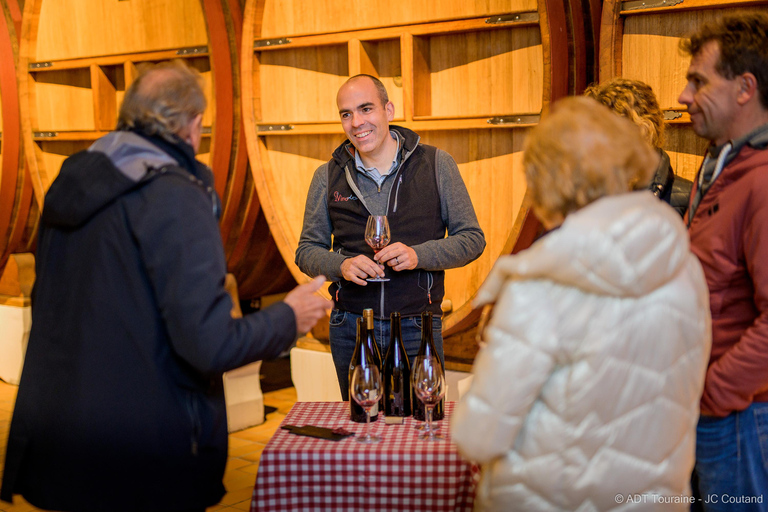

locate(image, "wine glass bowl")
(365, 215), (391, 282)
(412, 356), (446, 441)
(351, 365), (383, 443)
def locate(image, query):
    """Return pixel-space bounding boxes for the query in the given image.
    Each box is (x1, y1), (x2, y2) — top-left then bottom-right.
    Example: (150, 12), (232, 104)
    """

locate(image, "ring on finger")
(395, 257), (399, 265)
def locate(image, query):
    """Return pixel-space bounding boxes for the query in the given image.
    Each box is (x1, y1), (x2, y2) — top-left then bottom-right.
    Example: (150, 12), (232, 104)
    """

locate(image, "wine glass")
(351, 365), (383, 443)
(412, 355), (446, 441)
(365, 215), (391, 282)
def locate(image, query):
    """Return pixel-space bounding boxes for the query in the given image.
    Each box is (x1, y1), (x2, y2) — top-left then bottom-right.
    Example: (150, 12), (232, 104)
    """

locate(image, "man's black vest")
(327, 127), (445, 319)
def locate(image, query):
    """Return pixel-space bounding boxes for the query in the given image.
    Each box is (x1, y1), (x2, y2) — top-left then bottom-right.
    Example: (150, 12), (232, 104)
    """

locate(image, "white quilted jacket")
(452, 192), (711, 512)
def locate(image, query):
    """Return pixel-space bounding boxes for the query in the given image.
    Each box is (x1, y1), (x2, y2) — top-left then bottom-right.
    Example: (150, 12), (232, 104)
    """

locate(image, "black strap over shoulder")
(142, 164), (221, 220)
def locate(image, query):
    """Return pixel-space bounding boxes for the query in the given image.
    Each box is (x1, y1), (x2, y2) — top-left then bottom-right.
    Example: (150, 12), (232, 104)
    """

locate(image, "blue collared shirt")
(353, 130), (401, 188)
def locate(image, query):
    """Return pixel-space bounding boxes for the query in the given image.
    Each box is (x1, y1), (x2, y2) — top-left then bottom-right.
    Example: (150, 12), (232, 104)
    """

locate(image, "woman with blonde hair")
(584, 78), (693, 217)
(452, 97), (711, 511)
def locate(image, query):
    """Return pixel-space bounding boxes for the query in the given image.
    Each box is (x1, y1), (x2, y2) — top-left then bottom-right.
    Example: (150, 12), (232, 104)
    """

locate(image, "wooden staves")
(15, 0), (294, 300)
(599, 0), (768, 183)
(241, 0), (572, 364)
(0, 0), (37, 275)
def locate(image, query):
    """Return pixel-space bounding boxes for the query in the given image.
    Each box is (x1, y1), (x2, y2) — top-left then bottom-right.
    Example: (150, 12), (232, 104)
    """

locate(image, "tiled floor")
(0, 380), (297, 512)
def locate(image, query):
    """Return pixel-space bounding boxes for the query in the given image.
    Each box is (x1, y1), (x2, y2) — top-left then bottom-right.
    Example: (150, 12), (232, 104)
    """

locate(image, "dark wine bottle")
(412, 311), (445, 421)
(384, 312), (411, 417)
(348, 312), (380, 423)
(362, 308), (384, 411)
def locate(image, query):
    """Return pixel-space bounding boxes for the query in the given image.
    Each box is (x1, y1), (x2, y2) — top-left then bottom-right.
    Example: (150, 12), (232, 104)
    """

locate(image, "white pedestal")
(290, 346), (473, 402)
(223, 360), (264, 432)
(0, 302), (32, 385)
(290, 347), (343, 401)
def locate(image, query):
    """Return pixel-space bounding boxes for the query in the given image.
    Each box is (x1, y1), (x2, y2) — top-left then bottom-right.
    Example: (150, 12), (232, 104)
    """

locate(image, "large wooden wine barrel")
(0, 0), (40, 274)
(16, 0), (294, 299)
(241, 0), (571, 364)
(599, 0), (768, 183)
(0, 0), (37, 274)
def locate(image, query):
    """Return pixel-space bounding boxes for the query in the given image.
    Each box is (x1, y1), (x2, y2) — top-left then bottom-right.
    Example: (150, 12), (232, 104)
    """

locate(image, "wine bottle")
(348, 313), (380, 423)
(363, 308), (382, 370)
(413, 311), (445, 421)
(384, 312), (412, 417)
(362, 308), (383, 414)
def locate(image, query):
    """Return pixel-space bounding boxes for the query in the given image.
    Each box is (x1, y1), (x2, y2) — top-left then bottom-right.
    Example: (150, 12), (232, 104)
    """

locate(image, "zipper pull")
(428, 291), (432, 305)
(336, 288), (340, 301)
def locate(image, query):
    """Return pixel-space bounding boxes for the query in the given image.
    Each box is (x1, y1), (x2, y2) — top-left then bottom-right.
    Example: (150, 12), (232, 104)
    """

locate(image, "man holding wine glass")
(296, 74), (485, 399)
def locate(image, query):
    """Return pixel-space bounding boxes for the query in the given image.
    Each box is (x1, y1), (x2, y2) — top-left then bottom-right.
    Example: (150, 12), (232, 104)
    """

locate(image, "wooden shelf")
(32, 129), (213, 141)
(619, 0), (765, 15)
(254, 115), (540, 136)
(253, 13), (543, 126)
(28, 53), (212, 133)
(28, 46), (209, 72)
(254, 13), (539, 50)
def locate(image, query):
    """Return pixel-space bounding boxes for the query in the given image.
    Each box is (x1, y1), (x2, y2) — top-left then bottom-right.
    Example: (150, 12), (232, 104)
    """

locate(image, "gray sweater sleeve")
(411, 149), (486, 270)
(295, 163), (347, 281)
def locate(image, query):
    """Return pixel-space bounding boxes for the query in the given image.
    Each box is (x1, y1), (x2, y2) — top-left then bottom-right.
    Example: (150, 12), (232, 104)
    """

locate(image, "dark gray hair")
(117, 60), (206, 142)
(348, 74), (389, 106)
(681, 12), (768, 109)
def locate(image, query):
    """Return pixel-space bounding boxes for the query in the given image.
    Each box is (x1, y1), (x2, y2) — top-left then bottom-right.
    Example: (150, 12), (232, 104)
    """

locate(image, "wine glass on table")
(351, 365), (383, 443)
(412, 355), (446, 441)
(365, 215), (390, 282)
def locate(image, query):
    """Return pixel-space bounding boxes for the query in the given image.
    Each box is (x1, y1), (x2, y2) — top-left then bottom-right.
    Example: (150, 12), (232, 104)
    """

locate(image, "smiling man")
(296, 74), (485, 399)
(679, 13), (768, 510)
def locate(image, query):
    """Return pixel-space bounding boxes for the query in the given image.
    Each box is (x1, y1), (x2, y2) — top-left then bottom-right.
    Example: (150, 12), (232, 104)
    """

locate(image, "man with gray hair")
(679, 12), (768, 509)
(1, 61), (331, 512)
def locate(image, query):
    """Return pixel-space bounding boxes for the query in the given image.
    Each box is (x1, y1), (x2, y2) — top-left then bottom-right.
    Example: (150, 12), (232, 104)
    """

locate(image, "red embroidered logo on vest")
(333, 191), (358, 202)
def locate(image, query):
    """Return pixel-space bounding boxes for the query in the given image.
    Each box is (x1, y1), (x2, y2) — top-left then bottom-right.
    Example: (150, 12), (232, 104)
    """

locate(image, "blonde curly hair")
(583, 78), (665, 150)
(523, 97), (658, 227)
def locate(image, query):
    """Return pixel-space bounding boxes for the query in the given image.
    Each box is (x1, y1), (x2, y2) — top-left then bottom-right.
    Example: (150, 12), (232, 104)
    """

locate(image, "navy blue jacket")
(1, 131), (296, 511)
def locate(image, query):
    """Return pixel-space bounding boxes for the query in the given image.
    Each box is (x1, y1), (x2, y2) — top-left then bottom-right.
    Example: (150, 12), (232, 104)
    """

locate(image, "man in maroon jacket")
(679, 12), (768, 510)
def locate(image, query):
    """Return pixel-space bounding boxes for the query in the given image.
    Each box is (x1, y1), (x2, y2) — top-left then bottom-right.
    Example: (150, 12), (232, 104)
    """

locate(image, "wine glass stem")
(363, 407), (371, 440)
(426, 405), (434, 439)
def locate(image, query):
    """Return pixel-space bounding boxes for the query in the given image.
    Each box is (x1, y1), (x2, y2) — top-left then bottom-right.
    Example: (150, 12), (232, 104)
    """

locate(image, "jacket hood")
(475, 191), (690, 305)
(42, 131), (178, 228)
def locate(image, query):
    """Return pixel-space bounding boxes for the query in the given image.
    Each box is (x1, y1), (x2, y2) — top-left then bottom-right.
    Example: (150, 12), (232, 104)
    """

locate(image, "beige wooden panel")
(262, 134), (346, 248)
(360, 39), (404, 120)
(665, 125), (708, 182)
(32, 69), (94, 131)
(426, 27), (542, 117)
(197, 137), (211, 167)
(622, 7), (768, 110)
(257, 46), (349, 123)
(92, 65), (118, 131)
(36, 0), (208, 61)
(260, 0), (538, 38)
(37, 141), (91, 184)
(422, 128), (528, 312)
(186, 56), (214, 129)
(622, 7), (766, 185)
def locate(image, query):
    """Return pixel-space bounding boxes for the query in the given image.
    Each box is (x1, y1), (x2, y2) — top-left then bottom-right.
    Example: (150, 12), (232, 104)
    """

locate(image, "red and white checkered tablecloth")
(250, 401), (479, 512)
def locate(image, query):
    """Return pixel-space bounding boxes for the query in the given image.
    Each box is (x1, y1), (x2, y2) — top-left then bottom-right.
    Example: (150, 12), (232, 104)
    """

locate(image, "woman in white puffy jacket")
(451, 97), (712, 512)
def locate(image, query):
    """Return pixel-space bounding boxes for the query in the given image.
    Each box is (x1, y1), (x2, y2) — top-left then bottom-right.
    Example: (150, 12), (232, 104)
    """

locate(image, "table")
(250, 401), (479, 512)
